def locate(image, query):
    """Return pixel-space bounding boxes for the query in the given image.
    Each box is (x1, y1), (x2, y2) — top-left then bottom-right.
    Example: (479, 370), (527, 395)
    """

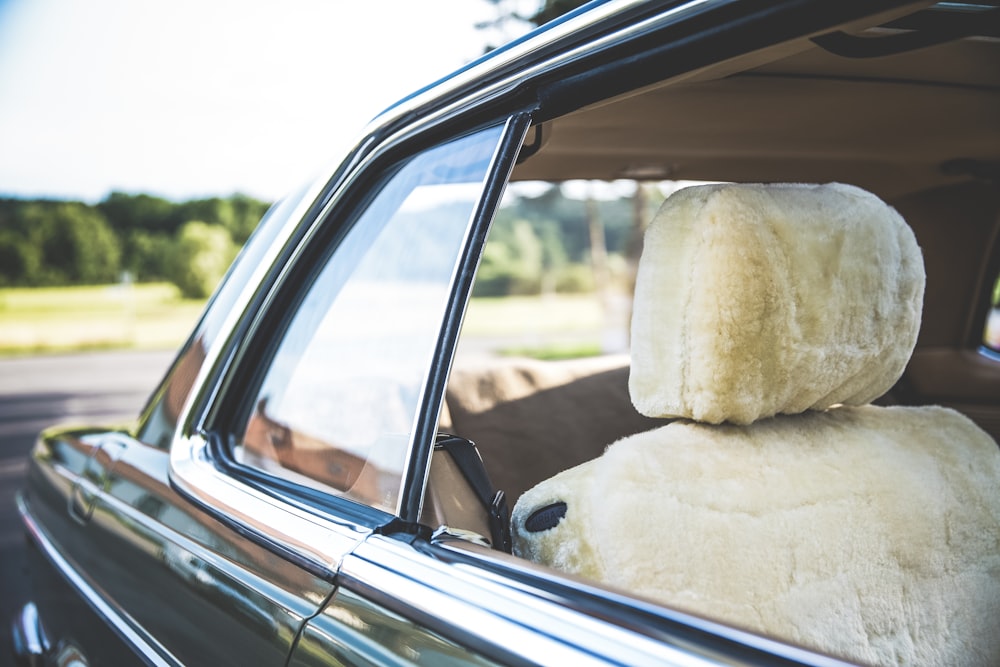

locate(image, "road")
(0, 349), (174, 664)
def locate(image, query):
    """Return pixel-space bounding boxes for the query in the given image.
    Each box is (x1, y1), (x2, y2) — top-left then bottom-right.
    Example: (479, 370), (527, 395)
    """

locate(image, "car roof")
(360, 0), (999, 200)
(374, 0), (618, 120)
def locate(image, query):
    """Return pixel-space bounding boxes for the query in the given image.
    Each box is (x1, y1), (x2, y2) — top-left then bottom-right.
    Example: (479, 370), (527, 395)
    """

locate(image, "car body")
(13, 0), (1000, 665)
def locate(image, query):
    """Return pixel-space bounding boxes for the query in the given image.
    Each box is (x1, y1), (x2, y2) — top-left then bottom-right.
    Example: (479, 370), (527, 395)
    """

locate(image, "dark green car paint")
(24, 428), (333, 665)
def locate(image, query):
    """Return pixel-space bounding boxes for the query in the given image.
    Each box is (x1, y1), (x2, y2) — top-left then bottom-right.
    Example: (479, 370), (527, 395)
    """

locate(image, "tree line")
(1, 183), (666, 301)
(475, 183), (665, 298)
(0, 193), (270, 298)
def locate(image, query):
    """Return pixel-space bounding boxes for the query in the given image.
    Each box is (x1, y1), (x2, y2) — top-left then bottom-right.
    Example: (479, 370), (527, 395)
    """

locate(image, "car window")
(232, 126), (505, 514)
(457, 179), (690, 362)
(984, 271), (1000, 357)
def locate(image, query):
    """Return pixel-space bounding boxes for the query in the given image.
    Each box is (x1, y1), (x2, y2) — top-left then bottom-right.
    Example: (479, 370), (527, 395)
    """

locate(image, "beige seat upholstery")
(511, 183), (1000, 666)
(442, 355), (661, 504)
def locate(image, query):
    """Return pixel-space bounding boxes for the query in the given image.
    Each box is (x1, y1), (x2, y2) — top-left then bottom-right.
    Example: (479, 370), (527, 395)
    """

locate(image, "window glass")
(456, 179), (696, 362)
(984, 271), (1000, 354)
(234, 126), (504, 513)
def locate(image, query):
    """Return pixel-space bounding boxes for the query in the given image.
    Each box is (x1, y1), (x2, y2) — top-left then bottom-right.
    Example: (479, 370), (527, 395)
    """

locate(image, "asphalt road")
(0, 349), (174, 664)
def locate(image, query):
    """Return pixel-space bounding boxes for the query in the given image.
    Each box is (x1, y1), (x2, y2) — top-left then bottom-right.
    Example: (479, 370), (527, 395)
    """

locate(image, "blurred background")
(0, 3), (554, 658)
(0, 0), (552, 355)
(0, 0), (663, 358)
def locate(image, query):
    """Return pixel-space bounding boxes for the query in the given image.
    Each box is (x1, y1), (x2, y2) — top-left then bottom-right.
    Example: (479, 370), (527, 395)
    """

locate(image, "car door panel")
(21, 458), (157, 666)
(22, 429), (335, 666)
(288, 586), (502, 667)
(295, 534), (835, 667)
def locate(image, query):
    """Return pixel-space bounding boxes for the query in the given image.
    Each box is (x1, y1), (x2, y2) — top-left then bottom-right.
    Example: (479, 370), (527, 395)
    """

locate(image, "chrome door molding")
(169, 433), (371, 577)
(17, 494), (182, 667)
(338, 534), (855, 667)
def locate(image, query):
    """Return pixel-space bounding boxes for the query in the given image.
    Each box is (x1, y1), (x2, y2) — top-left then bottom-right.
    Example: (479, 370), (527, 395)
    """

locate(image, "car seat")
(511, 182), (1000, 666)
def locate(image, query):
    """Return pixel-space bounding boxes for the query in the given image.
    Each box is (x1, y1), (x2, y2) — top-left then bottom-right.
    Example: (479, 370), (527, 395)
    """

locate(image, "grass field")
(461, 294), (606, 336)
(0, 283), (206, 356)
(0, 285), (627, 358)
(460, 292), (630, 358)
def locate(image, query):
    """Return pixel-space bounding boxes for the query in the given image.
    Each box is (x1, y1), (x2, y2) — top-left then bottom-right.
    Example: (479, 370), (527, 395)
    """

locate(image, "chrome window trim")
(166, 167), (373, 576)
(172, 170), (332, 440)
(364, 0), (719, 152)
(398, 112), (532, 523)
(364, 0), (924, 156)
(17, 493), (182, 667)
(341, 535), (855, 667)
(170, 433), (371, 576)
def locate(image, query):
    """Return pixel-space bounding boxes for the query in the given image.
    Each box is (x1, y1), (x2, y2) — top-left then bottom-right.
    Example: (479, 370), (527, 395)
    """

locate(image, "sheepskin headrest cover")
(629, 182), (924, 424)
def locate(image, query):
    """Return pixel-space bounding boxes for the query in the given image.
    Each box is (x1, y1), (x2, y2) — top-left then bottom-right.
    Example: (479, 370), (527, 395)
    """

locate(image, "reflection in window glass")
(234, 126), (504, 513)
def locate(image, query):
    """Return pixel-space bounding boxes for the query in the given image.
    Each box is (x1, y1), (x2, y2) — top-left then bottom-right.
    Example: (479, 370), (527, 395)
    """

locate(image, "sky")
(0, 0), (536, 204)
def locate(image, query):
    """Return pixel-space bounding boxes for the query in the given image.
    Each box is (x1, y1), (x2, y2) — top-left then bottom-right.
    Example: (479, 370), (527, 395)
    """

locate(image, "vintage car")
(13, 0), (1000, 665)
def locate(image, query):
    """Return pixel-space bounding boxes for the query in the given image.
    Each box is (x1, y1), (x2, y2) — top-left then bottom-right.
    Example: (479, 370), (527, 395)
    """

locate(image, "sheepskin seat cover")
(511, 183), (1000, 666)
(629, 182), (924, 425)
(512, 406), (1000, 666)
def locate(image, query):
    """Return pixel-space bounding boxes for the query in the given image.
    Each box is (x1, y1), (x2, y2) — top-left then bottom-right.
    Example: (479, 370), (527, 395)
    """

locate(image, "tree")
(168, 221), (236, 299)
(0, 193), (270, 288)
(21, 202), (121, 285)
(125, 230), (174, 282)
(528, 0), (591, 26)
(177, 194), (269, 245)
(476, 0), (590, 51)
(474, 219), (546, 296)
(99, 192), (177, 235)
(0, 230), (40, 286)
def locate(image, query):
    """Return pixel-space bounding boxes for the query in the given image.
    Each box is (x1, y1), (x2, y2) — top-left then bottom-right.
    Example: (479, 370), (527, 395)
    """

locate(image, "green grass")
(461, 292), (629, 359)
(0, 286), (623, 358)
(0, 283), (206, 356)
(461, 294), (606, 336)
(498, 342), (606, 360)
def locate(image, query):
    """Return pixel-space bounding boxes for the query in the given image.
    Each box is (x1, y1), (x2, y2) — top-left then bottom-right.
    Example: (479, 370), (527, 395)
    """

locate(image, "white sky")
(0, 0), (535, 203)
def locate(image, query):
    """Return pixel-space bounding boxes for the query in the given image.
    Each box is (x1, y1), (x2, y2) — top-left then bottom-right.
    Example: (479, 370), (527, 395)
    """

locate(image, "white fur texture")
(629, 183), (925, 424)
(512, 405), (1000, 667)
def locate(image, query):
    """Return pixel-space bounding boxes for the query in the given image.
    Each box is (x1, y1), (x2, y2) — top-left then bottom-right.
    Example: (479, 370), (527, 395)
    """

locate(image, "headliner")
(513, 2), (1000, 201)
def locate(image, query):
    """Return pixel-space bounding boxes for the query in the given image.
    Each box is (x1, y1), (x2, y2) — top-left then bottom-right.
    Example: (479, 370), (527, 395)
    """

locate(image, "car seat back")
(511, 182), (1000, 666)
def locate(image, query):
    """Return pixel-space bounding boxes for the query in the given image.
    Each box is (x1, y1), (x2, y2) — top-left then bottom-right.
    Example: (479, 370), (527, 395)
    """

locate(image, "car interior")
(423, 1), (1000, 664)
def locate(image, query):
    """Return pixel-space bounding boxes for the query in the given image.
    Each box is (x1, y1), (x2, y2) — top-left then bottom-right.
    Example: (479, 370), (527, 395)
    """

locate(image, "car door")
(25, 429), (338, 667)
(165, 116), (530, 665)
(19, 184), (337, 666)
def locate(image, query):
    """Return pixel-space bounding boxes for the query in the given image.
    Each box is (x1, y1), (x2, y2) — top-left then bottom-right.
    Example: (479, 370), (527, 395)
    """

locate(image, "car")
(12, 0), (1000, 665)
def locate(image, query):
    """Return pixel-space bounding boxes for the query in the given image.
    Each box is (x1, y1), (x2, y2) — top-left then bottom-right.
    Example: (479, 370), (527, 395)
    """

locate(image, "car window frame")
(168, 112), (531, 575)
(135, 178), (326, 450)
(224, 124), (515, 514)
